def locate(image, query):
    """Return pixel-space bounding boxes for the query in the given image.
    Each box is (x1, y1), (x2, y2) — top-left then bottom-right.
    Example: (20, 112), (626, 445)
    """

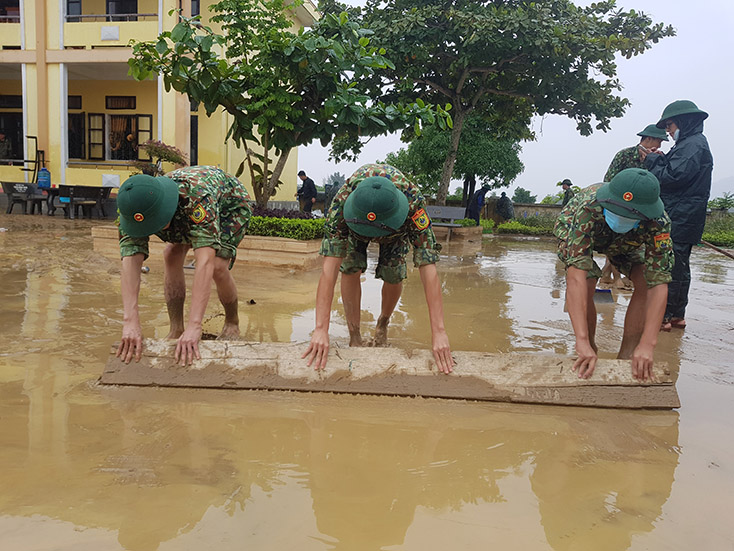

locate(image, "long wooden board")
(100, 340), (680, 409)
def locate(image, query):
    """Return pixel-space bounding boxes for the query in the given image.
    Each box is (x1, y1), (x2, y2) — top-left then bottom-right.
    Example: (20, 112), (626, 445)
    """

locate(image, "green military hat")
(595, 168), (664, 221)
(637, 124), (668, 141)
(656, 100), (708, 128)
(557, 178), (572, 187)
(118, 174), (180, 237)
(343, 176), (409, 237)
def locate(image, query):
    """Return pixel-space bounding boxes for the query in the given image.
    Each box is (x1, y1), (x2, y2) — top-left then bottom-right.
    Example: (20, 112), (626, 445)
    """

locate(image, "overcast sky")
(298, 0), (733, 200)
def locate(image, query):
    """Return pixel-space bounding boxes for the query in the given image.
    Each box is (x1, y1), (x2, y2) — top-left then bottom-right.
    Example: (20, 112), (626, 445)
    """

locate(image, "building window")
(66, 0), (81, 22)
(87, 113), (152, 162)
(191, 0), (200, 17)
(0, 112), (23, 161)
(107, 0), (138, 21)
(68, 112), (85, 159)
(0, 1), (21, 22)
(0, 95), (22, 108)
(105, 95), (136, 110)
(68, 95), (82, 110)
(88, 113), (105, 160)
(190, 115), (198, 166)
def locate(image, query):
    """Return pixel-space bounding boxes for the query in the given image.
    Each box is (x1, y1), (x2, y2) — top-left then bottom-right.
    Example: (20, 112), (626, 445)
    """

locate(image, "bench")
(57, 184), (112, 219)
(2, 181), (46, 215)
(425, 205), (467, 242)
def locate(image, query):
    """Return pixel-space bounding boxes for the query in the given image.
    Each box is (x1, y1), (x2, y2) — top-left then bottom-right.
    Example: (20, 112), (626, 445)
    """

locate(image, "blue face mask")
(673, 129), (680, 141)
(604, 208), (640, 234)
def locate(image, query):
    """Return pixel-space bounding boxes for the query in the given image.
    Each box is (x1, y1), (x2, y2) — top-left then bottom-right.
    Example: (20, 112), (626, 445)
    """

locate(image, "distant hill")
(712, 176), (734, 198)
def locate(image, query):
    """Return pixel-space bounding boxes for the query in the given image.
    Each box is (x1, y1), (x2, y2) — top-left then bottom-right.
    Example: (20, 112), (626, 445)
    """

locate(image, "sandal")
(670, 318), (686, 329)
(660, 321), (672, 332)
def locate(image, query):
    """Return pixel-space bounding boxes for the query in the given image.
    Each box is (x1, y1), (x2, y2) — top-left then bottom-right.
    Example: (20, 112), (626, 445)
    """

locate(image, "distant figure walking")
(465, 184), (491, 224)
(496, 191), (514, 221)
(559, 179), (575, 207)
(297, 170), (317, 213)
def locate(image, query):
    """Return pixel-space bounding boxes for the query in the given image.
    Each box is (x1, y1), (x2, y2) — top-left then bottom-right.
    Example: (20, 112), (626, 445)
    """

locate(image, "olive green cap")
(637, 124), (668, 141)
(343, 176), (409, 237)
(117, 174), (180, 237)
(595, 168), (663, 220)
(656, 100), (708, 128)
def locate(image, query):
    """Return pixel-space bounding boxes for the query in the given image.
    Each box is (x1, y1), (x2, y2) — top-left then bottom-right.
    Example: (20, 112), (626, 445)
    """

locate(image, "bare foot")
(373, 316), (389, 347)
(165, 329), (183, 339)
(349, 333), (363, 347)
(217, 323), (240, 341)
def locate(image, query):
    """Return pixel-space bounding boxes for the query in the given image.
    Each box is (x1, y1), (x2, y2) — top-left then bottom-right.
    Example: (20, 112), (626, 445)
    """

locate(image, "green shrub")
(496, 220), (552, 235)
(480, 218), (495, 233)
(248, 216), (325, 240)
(456, 218), (478, 227)
(517, 213), (557, 231)
(702, 214), (734, 247)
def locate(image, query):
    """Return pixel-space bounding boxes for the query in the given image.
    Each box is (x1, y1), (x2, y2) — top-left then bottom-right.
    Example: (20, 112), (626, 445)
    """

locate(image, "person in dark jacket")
(559, 179), (575, 206)
(641, 100), (714, 331)
(496, 191), (514, 220)
(297, 170), (318, 213)
(465, 184), (490, 224)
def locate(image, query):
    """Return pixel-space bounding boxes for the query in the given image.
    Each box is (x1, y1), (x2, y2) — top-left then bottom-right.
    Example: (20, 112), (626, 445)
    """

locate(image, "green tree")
(512, 187), (537, 204)
(540, 192), (563, 205)
(358, 0), (675, 204)
(708, 192), (734, 210)
(383, 114), (523, 202)
(128, 0), (449, 207)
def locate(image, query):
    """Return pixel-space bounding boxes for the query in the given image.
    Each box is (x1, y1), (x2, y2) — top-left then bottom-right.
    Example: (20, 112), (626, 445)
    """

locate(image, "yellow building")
(0, 0), (316, 198)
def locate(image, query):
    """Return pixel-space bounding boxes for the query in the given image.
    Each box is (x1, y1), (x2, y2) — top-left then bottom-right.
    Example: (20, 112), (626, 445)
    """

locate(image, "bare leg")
(341, 271), (363, 346)
(586, 277), (598, 353)
(374, 281), (403, 346)
(163, 243), (190, 339)
(618, 265), (647, 359)
(212, 256), (240, 340)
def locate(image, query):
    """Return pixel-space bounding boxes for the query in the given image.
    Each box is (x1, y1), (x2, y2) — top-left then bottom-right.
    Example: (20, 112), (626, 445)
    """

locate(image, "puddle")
(0, 214), (733, 550)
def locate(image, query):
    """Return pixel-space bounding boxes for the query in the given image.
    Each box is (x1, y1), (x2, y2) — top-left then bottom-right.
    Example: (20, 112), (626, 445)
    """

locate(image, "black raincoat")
(644, 116), (713, 244)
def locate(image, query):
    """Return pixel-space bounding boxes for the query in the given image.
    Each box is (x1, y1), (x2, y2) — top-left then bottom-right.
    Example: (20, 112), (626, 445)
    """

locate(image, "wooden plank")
(100, 340), (680, 409)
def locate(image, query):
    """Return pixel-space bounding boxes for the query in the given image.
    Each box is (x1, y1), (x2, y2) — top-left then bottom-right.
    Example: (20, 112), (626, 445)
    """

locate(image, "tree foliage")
(383, 114), (523, 199)
(512, 187), (537, 204)
(356, 0), (675, 203)
(127, 0), (450, 206)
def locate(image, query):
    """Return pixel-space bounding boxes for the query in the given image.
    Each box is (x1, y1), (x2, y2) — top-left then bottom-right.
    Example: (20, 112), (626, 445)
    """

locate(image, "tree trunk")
(437, 110), (466, 205)
(251, 147), (292, 208)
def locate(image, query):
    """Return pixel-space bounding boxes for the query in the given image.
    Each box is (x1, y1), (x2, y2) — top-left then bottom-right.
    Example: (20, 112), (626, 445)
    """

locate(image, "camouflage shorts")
(340, 234), (411, 284)
(215, 199), (251, 266)
(561, 250), (644, 280)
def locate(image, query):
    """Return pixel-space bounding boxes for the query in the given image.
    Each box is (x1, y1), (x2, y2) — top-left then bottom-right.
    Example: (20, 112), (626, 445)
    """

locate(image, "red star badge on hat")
(134, 213), (144, 222)
(623, 192), (633, 202)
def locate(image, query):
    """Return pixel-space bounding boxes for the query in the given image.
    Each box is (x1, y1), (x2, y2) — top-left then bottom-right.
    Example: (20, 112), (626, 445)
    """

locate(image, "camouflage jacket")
(320, 164), (441, 266)
(604, 145), (645, 182)
(554, 185), (673, 287)
(119, 166), (252, 258)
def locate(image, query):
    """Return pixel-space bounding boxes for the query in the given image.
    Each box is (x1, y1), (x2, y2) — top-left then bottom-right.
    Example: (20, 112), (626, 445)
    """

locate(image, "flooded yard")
(0, 213), (733, 551)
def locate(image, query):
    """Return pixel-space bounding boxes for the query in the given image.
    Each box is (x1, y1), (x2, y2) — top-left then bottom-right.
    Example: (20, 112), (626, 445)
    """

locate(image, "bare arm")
(566, 266), (598, 378)
(302, 256), (342, 370)
(175, 246), (216, 366)
(117, 253), (145, 363)
(418, 263), (454, 374)
(631, 283), (668, 381)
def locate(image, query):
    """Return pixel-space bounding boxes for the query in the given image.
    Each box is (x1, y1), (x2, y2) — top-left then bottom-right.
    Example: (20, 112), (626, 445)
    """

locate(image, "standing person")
(465, 184), (490, 225)
(554, 168), (673, 380)
(496, 191), (514, 221)
(641, 100), (714, 331)
(115, 166), (253, 366)
(604, 124), (669, 182)
(302, 163), (454, 374)
(297, 170), (317, 213)
(0, 131), (12, 164)
(559, 179), (575, 206)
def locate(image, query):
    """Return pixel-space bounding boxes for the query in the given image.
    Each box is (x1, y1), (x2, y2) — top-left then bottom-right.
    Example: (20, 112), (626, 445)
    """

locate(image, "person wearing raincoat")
(640, 100), (713, 331)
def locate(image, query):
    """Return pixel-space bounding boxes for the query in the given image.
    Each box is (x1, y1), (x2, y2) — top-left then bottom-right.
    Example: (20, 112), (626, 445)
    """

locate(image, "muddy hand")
(303, 328), (330, 371)
(573, 340), (597, 379)
(117, 322), (143, 364)
(175, 326), (202, 366)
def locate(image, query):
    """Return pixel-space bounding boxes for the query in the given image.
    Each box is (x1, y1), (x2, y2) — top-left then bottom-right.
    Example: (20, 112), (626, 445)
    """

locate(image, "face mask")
(673, 129), (680, 141)
(604, 208), (640, 234)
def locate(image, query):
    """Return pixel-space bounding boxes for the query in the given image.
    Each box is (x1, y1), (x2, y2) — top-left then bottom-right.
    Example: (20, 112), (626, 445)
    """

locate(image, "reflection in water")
(0, 215), (733, 550)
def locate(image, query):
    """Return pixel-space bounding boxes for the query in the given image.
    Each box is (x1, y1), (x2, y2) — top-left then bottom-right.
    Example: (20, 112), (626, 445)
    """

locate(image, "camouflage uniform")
(554, 185), (673, 286)
(604, 145), (645, 182)
(119, 166), (252, 267)
(320, 164), (441, 284)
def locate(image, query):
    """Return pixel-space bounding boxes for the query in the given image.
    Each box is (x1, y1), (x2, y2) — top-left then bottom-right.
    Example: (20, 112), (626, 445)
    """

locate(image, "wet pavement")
(0, 213), (733, 551)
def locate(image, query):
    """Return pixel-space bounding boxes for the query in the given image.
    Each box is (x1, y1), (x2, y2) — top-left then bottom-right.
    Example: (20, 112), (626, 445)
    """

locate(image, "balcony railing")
(0, 15), (21, 23)
(65, 13), (158, 23)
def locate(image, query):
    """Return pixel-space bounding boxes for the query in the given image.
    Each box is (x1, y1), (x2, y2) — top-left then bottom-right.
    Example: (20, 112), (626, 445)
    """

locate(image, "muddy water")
(0, 214), (733, 551)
